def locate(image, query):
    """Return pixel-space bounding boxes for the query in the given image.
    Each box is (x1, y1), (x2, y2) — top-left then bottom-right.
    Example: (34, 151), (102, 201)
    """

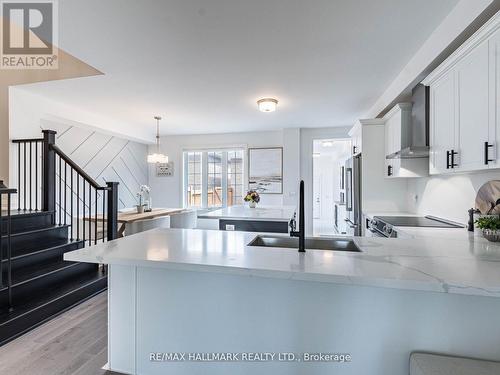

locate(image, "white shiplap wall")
(47, 120), (148, 210)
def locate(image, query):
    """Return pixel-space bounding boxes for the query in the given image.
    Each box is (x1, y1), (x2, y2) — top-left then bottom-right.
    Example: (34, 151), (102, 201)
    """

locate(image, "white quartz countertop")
(65, 227), (500, 298)
(198, 205), (295, 221)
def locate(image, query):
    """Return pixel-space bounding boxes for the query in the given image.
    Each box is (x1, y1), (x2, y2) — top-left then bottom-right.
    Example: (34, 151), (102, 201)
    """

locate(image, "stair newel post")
(42, 130), (56, 221)
(0, 181), (16, 311)
(106, 182), (119, 241)
(7, 192), (12, 311)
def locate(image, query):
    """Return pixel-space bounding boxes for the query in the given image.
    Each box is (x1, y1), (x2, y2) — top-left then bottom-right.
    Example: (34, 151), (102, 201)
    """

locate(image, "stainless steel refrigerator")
(344, 154), (362, 236)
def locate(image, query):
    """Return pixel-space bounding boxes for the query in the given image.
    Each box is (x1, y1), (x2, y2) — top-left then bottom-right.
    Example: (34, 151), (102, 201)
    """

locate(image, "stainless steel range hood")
(386, 146), (429, 159)
(386, 84), (429, 160)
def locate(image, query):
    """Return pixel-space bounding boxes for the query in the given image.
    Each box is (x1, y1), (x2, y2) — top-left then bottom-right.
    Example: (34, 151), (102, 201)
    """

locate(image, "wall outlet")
(225, 224), (235, 231)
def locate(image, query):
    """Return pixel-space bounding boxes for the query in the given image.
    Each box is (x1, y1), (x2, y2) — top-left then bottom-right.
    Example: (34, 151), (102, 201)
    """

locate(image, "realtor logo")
(1, 0), (58, 69)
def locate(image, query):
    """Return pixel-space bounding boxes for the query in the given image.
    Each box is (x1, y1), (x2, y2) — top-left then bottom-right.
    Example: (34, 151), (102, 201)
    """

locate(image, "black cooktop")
(374, 216), (464, 228)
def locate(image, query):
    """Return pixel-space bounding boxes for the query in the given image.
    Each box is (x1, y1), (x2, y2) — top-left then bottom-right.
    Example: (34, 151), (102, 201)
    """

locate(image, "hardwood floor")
(0, 292), (119, 375)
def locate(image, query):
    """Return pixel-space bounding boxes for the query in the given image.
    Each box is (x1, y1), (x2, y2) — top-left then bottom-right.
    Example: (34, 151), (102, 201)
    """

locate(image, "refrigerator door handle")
(345, 167), (353, 211)
(345, 219), (358, 228)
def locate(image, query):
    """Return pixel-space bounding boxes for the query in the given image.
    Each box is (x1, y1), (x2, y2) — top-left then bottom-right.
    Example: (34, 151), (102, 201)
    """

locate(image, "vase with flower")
(136, 185), (151, 213)
(244, 190), (260, 208)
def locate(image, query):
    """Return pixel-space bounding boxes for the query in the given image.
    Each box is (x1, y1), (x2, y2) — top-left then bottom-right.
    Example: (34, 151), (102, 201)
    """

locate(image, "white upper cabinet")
(456, 41), (490, 172)
(384, 103), (410, 157)
(383, 103), (428, 178)
(349, 121), (362, 155)
(429, 69), (456, 174)
(489, 28), (500, 168)
(423, 12), (500, 175)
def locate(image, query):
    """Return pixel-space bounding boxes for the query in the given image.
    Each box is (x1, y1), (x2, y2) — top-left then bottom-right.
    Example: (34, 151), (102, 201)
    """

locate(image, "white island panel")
(107, 264), (500, 375)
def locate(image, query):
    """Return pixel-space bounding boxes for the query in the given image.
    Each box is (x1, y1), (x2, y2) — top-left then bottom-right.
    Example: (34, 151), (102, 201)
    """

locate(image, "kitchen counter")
(66, 228), (500, 375)
(65, 227), (500, 298)
(198, 205), (295, 221)
(197, 205), (295, 233)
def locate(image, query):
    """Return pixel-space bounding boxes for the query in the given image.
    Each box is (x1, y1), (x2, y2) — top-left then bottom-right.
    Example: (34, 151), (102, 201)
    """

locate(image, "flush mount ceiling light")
(257, 98), (278, 113)
(147, 116), (169, 164)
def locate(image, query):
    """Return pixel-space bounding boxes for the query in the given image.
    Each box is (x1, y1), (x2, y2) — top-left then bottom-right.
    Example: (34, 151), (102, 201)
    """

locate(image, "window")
(186, 151), (202, 207)
(207, 151), (222, 207)
(184, 149), (244, 209)
(227, 150), (244, 206)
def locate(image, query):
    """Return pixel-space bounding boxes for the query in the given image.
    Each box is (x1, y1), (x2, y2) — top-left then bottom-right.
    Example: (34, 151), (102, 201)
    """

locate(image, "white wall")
(408, 170), (500, 224)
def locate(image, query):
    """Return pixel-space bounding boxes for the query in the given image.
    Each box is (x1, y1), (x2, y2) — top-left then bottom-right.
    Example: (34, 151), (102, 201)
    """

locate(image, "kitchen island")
(197, 205), (295, 233)
(65, 228), (500, 375)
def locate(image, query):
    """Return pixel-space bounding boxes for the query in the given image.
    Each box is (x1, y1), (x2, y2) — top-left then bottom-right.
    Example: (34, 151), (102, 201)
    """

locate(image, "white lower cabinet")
(424, 14), (500, 175)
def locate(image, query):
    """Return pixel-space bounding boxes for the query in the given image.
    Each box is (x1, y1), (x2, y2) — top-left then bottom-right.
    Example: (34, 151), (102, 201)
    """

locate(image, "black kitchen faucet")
(289, 180), (305, 252)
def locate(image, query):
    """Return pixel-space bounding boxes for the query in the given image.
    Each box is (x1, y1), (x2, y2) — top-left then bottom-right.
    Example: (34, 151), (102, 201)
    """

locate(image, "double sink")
(248, 235), (361, 252)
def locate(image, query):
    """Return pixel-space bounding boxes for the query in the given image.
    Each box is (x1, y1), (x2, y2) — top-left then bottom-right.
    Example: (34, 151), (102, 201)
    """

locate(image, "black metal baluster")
(7, 193), (12, 311)
(35, 141), (38, 211)
(77, 174), (80, 241)
(17, 144), (20, 211)
(95, 188), (98, 245)
(23, 142), (26, 211)
(0, 197), (3, 288)
(70, 167), (74, 241)
(89, 183), (92, 247)
(102, 189), (106, 243)
(29, 142), (32, 211)
(83, 179), (86, 246)
(59, 155), (62, 225)
(40, 143), (46, 211)
(64, 161), (67, 225)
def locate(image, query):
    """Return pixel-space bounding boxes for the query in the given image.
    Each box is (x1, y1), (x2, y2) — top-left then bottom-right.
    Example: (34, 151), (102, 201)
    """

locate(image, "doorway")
(312, 139), (351, 236)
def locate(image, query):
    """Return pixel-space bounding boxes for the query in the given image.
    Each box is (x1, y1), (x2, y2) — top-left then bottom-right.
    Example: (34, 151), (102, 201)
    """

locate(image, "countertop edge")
(64, 252), (500, 298)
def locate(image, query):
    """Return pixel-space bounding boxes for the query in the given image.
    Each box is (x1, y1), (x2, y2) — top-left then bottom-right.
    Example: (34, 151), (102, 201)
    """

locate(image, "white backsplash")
(407, 170), (500, 224)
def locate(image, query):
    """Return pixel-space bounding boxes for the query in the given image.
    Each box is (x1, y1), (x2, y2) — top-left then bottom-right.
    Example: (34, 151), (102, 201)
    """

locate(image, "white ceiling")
(18, 0), (459, 141)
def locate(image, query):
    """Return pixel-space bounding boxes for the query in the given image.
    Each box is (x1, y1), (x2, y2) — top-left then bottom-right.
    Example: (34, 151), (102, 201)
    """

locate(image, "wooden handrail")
(50, 144), (109, 190)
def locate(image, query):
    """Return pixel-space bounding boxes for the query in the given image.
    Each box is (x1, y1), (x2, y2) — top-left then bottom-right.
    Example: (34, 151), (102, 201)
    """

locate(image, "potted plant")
(136, 185), (151, 213)
(475, 215), (500, 242)
(244, 190), (260, 208)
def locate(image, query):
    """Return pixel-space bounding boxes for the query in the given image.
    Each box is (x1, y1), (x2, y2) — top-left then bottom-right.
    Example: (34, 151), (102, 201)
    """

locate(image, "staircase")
(0, 130), (119, 346)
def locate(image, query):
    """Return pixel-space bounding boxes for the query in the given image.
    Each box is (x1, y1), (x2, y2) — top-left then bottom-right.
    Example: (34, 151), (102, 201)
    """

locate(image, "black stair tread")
(1, 224), (69, 240)
(0, 238), (83, 262)
(0, 267), (107, 324)
(1, 260), (80, 288)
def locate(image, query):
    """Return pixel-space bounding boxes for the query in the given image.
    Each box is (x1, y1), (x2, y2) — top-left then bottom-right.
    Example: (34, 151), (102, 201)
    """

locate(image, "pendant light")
(147, 116), (169, 164)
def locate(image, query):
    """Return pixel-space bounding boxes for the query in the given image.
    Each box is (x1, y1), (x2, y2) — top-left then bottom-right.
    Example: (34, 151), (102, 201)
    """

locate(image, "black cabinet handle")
(451, 149), (458, 168)
(387, 165), (393, 176)
(446, 150), (451, 169)
(353, 145), (357, 154)
(484, 142), (494, 165)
